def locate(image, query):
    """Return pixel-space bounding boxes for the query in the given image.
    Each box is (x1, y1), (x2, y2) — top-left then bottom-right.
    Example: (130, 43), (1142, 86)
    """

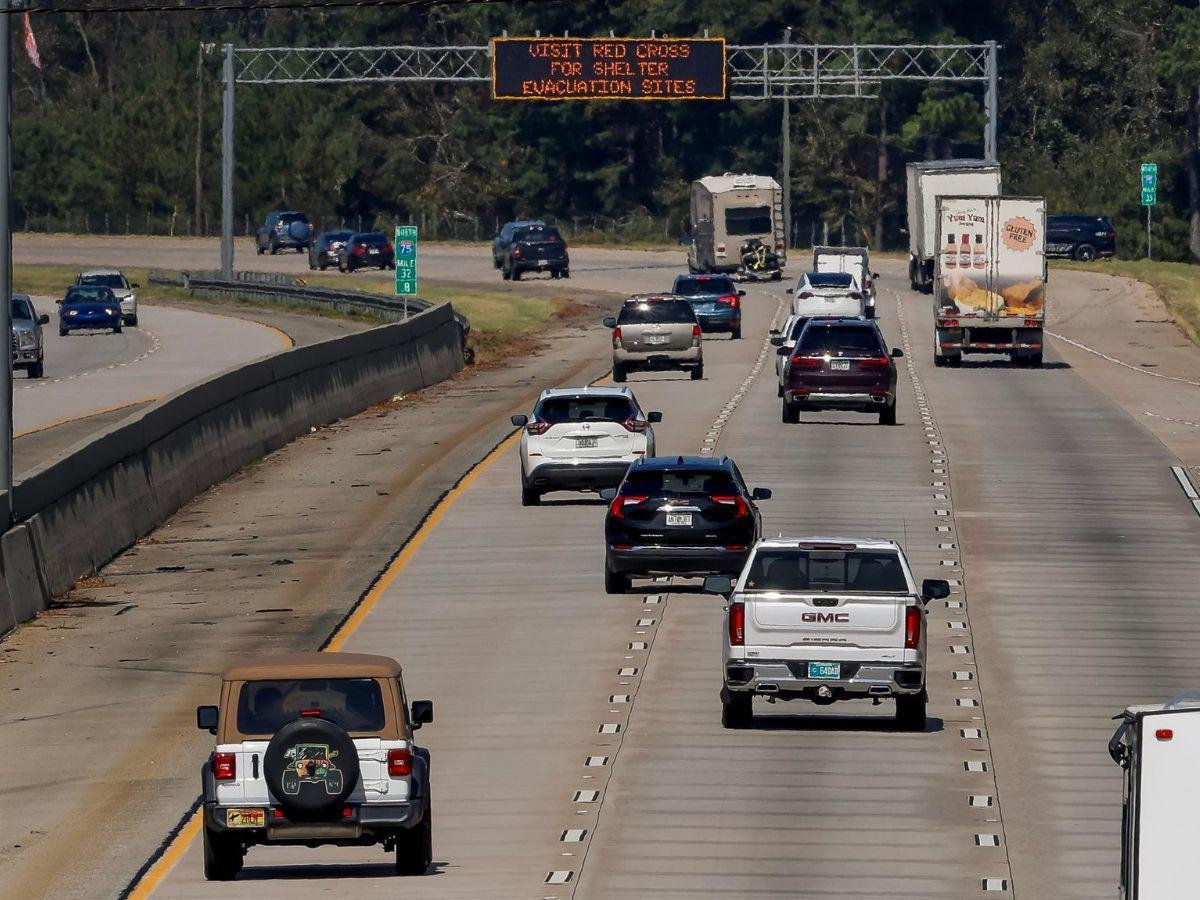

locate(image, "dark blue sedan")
(671, 274), (745, 339)
(59, 285), (123, 336)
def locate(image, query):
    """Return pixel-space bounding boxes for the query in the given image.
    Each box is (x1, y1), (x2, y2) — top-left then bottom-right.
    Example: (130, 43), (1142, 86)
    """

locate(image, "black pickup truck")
(494, 222), (570, 281)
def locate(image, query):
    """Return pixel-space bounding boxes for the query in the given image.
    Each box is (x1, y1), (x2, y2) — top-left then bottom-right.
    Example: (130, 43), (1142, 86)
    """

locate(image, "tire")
(319, 263), (327, 271)
(29, 360), (43, 379)
(113, 325), (123, 334)
(690, 364), (704, 381)
(895, 690), (927, 732)
(263, 718), (360, 818)
(521, 486), (540, 507)
(1027, 352), (1044, 368)
(1074, 243), (1097, 262)
(511, 267), (522, 281)
(339, 261), (349, 273)
(501, 264), (511, 281)
(395, 802), (432, 876)
(612, 363), (627, 383)
(880, 402), (897, 426)
(731, 326), (742, 340)
(256, 245), (265, 256)
(125, 315), (138, 327)
(605, 565), (631, 594)
(562, 269), (570, 279)
(59, 326), (68, 337)
(946, 354), (963, 368)
(721, 692), (753, 729)
(782, 402), (800, 424)
(865, 306), (876, 319)
(202, 826), (243, 881)
(933, 353), (946, 367)
(269, 241), (279, 256)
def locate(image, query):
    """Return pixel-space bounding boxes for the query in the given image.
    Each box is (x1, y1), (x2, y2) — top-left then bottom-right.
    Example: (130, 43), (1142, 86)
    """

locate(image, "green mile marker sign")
(1141, 162), (1157, 206)
(395, 225), (418, 296)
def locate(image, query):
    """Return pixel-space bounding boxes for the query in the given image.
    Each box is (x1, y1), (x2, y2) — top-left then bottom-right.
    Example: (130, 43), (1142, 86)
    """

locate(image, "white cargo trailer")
(688, 174), (785, 274)
(1109, 693), (1200, 900)
(906, 160), (1001, 292)
(933, 195), (1046, 368)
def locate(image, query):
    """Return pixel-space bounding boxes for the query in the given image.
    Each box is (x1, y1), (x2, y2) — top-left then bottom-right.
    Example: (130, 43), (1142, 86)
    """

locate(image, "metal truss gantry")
(219, 40), (999, 275)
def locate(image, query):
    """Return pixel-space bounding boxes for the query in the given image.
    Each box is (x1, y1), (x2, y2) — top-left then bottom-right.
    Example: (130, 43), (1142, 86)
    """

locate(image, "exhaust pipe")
(757, 683), (779, 694)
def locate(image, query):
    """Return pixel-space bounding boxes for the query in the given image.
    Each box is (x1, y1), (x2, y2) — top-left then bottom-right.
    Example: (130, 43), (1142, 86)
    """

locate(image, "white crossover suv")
(511, 386), (661, 506)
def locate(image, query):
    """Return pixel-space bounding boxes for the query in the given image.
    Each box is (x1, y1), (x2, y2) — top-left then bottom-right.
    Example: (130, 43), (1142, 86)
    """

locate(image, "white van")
(786, 272), (866, 320)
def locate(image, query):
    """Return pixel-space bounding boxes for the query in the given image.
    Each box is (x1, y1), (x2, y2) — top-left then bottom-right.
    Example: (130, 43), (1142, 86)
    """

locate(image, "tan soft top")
(220, 652), (402, 682)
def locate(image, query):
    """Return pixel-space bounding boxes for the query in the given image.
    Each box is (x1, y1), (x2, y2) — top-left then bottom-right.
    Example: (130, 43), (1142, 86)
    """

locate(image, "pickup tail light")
(525, 418), (550, 436)
(904, 606), (922, 649)
(387, 748), (412, 777)
(728, 601), (745, 646)
(213, 752), (236, 781)
(718, 294), (739, 308)
(712, 495), (749, 518)
(612, 326), (622, 349)
(622, 416), (648, 433)
(609, 495), (648, 519)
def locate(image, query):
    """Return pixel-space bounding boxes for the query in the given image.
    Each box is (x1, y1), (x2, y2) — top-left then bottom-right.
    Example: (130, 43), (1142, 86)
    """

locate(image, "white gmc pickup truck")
(706, 537), (950, 731)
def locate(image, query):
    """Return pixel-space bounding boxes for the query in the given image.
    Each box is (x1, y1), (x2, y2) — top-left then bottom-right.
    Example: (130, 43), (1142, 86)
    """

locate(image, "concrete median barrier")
(0, 303), (464, 635)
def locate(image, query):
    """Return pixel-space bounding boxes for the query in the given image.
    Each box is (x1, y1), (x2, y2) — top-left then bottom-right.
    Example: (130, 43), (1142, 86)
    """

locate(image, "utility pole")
(984, 40), (998, 162)
(0, 0), (13, 518)
(220, 43), (235, 278)
(781, 27), (792, 251)
(194, 43), (207, 237)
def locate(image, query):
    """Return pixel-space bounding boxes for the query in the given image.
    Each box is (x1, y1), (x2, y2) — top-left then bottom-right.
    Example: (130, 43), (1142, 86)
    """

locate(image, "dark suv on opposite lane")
(255, 211), (312, 255)
(602, 455), (770, 593)
(1046, 214), (1116, 261)
(496, 222), (569, 280)
(782, 318), (902, 425)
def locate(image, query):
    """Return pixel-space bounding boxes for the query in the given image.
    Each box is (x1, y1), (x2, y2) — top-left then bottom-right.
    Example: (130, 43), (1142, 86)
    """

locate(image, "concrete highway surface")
(1, 244), (1198, 899)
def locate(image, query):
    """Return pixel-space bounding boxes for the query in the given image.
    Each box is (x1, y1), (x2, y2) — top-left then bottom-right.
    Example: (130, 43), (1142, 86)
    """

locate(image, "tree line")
(10, 0), (1200, 260)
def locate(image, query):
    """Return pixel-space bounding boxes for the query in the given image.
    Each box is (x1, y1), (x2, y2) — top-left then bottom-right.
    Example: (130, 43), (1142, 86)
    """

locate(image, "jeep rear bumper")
(723, 658), (925, 699)
(203, 800), (423, 846)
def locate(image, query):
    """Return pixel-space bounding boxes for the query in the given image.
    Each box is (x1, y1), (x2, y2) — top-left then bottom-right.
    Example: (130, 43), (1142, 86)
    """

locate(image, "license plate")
(575, 437), (598, 449)
(808, 662), (841, 679)
(368, 248), (379, 255)
(831, 359), (850, 371)
(538, 258), (548, 266)
(226, 808), (265, 828)
(665, 513), (692, 526)
(646, 334), (669, 345)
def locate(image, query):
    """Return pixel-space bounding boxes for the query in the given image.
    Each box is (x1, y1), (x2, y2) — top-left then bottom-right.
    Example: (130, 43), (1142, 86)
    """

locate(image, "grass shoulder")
(1054, 258), (1200, 347)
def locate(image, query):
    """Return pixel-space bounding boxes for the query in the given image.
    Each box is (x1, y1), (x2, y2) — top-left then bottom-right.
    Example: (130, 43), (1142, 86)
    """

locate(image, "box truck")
(933, 195), (1046, 368)
(906, 160), (1001, 292)
(688, 174), (785, 275)
(1109, 693), (1200, 900)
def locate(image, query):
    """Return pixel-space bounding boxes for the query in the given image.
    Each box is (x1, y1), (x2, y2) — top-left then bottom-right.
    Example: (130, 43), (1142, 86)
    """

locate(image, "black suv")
(601, 455), (769, 593)
(337, 232), (396, 272)
(308, 230), (354, 271)
(492, 220), (544, 268)
(495, 222), (569, 281)
(1046, 214), (1116, 261)
(256, 211), (312, 255)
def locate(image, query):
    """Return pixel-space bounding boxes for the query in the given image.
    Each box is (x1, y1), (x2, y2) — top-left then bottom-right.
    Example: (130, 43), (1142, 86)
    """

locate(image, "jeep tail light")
(718, 294), (739, 308)
(609, 495), (647, 519)
(213, 752), (236, 781)
(712, 495), (749, 518)
(525, 418), (550, 436)
(904, 606), (922, 649)
(387, 747), (412, 776)
(622, 415), (647, 433)
(612, 326), (622, 349)
(728, 601), (745, 646)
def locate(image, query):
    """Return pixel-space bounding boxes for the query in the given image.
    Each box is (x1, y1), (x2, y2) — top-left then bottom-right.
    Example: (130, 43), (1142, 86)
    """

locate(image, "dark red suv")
(782, 318), (902, 425)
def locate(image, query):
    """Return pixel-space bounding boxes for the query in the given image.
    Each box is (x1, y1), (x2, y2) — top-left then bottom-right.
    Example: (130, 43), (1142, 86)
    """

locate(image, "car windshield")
(806, 272), (854, 288)
(64, 287), (111, 304)
(514, 225), (562, 243)
(356, 233), (389, 246)
(622, 468), (737, 497)
(11, 297), (32, 320)
(323, 232), (352, 246)
(744, 549), (908, 593)
(280, 213), (308, 224)
(673, 276), (735, 297)
(78, 273), (126, 288)
(725, 205), (772, 236)
(618, 300), (697, 324)
(797, 326), (884, 357)
(236, 678), (386, 735)
(537, 396), (636, 424)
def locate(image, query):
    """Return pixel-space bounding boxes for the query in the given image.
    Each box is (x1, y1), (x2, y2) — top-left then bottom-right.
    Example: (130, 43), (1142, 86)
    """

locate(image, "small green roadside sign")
(1141, 162), (1157, 206)
(395, 225), (418, 295)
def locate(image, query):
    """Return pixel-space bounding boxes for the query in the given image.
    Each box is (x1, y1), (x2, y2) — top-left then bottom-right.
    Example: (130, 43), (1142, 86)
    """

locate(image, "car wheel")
(521, 486), (541, 507)
(113, 325), (123, 334)
(202, 826), (243, 881)
(511, 267), (522, 281)
(731, 326), (742, 340)
(612, 363), (627, 383)
(946, 354), (963, 368)
(781, 402), (800, 424)
(562, 269), (570, 279)
(256, 245), (265, 256)
(605, 565), (631, 595)
(339, 261), (348, 273)
(721, 692), (753, 729)
(879, 402), (897, 426)
(895, 690), (927, 732)
(319, 263), (327, 271)
(501, 264), (511, 281)
(690, 364), (704, 381)
(933, 352), (947, 367)
(395, 801), (432, 876)
(1026, 352), (1043, 368)
(1074, 243), (1097, 262)
(865, 306), (876, 319)
(29, 360), (43, 379)
(269, 242), (279, 256)
(58, 326), (68, 337)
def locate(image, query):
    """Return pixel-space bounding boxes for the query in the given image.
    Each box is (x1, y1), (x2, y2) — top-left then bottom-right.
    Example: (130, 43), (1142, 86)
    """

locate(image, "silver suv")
(603, 294), (703, 383)
(12, 293), (47, 379)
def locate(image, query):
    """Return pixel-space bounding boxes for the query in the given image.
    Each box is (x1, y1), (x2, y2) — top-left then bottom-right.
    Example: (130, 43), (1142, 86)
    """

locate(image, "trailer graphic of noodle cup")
(281, 743), (344, 795)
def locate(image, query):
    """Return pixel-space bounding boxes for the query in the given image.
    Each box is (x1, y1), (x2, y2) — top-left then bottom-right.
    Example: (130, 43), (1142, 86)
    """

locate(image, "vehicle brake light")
(712, 495), (749, 517)
(525, 418), (550, 436)
(609, 495), (648, 519)
(716, 243), (726, 253)
(387, 747), (412, 776)
(301, 708), (321, 717)
(1024, 319), (1042, 328)
(213, 752), (236, 780)
(622, 416), (647, 433)
(352, 244), (366, 255)
(775, 241), (785, 251)
(791, 356), (823, 368)
(941, 318), (960, 327)
(513, 247), (522, 259)
(798, 291), (813, 299)
(728, 601), (745, 646)
(718, 294), (739, 308)
(1156, 728), (1174, 742)
(904, 606), (922, 649)
(693, 324), (702, 338)
(858, 357), (890, 367)
(382, 243), (393, 253)
(612, 326), (622, 349)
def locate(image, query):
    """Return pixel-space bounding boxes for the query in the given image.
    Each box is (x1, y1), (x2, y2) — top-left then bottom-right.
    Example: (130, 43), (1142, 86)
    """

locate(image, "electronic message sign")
(491, 37), (726, 101)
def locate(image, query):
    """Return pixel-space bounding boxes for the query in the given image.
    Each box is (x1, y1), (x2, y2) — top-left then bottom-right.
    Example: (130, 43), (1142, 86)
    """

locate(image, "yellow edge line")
(15, 395), (162, 439)
(125, 429), (522, 896)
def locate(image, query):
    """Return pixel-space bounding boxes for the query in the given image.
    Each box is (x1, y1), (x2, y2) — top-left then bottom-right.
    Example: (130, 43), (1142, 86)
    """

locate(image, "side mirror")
(410, 699), (434, 729)
(598, 487), (618, 502)
(769, 328), (781, 335)
(921, 579), (951, 603)
(751, 487), (772, 501)
(769, 336), (783, 347)
(891, 348), (905, 358)
(647, 411), (663, 423)
(737, 290), (746, 297)
(777, 346), (790, 356)
(785, 287), (794, 295)
(602, 316), (617, 329)
(196, 705), (219, 733)
(510, 414), (528, 427)
(703, 575), (733, 595)
(872, 272), (880, 280)
(38, 314), (49, 325)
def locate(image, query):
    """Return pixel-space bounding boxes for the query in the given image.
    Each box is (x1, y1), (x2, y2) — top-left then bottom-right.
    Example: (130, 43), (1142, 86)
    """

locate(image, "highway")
(0, 248), (1198, 898)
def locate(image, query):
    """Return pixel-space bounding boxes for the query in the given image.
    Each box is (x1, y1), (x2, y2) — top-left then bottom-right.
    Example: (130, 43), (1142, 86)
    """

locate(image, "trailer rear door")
(1132, 706), (1200, 898)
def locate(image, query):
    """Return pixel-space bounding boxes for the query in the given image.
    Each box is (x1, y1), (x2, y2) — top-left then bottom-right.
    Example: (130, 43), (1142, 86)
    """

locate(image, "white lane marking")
(584, 756), (608, 767)
(20, 326), (162, 391)
(962, 729), (983, 739)
(951, 645), (971, 654)
(1146, 411), (1200, 429)
(561, 829), (587, 842)
(1047, 329), (1200, 387)
(958, 698), (980, 707)
(635, 618), (655, 626)
(965, 760), (989, 773)
(628, 642), (648, 651)
(976, 834), (1000, 847)
(982, 877), (1009, 891)
(573, 791), (600, 803)
(954, 671), (975, 681)
(617, 667), (639, 676)
(598, 724), (621, 734)
(610, 694), (630, 703)
(970, 795), (994, 807)
(545, 871), (573, 884)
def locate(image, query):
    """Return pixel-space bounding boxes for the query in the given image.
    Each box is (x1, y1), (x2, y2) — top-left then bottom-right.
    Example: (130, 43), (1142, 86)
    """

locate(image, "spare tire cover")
(263, 718), (360, 817)
(288, 220), (310, 242)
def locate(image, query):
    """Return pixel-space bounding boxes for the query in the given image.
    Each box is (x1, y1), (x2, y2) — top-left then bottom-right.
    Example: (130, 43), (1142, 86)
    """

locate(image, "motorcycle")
(737, 238), (783, 282)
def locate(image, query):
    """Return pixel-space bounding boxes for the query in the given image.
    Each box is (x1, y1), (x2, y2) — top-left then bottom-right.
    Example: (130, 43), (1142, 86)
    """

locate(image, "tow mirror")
(602, 316), (617, 329)
(599, 487), (618, 502)
(410, 700), (434, 729)
(647, 411), (663, 423)
(891, 347), (905, 358)
(751, 487), (772, 501)
(196, 705), (219, 733)
(769, 336), (783, 346)
(785, 287), (794, 294)
(921, 579), (951, 603)
(510, 414), (528, 427)
(704, 576), (733, 596)
(38, 314), (49, 325)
